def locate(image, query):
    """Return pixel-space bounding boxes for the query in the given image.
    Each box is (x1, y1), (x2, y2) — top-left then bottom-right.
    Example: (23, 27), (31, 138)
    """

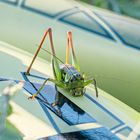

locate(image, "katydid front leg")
(28, 78), (65, 100)
(84, 78), (98, 98)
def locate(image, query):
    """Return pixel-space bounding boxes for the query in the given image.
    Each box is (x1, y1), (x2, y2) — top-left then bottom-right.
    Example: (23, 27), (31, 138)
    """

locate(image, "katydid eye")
(76, 74), (79, 77)
(77, 74), (81, 78)
(71, 77), (75, 82)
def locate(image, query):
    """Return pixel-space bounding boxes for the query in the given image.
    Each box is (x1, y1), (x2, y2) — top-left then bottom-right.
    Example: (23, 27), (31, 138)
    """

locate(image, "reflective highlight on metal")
(59, 10), (115, 40)
(0, 0), (18, 5)
(39, 127), (120, 140)
(115, 126), (132, 137)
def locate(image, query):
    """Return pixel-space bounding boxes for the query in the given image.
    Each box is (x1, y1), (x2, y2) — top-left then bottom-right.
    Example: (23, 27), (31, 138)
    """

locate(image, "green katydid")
(25, 28), (98, 99)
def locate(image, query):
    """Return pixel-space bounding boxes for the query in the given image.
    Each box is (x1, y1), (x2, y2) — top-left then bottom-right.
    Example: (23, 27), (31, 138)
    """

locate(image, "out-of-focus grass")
(0, 103), (22, 140)
(120, 0), (140, 19)
(7, 104), (13, 116)
(78, 0), (140, 20)
(0, 121), (23, 140)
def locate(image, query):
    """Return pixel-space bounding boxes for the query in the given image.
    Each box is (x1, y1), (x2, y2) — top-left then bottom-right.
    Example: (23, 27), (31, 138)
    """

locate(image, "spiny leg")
(51, 85), (62, 115)
(26, 28), (61, 82)
(25, 28), (63, 100)
(26, 28), (51, 74)
(51, 86), (65, 107)
(66, 31), (80, 72)
(28, 78), (65, 100)
(84, 78), (98, 98)
(51, 85), (59, 107)
(93, 79), (98, 98)
(28, 79), (48, 100)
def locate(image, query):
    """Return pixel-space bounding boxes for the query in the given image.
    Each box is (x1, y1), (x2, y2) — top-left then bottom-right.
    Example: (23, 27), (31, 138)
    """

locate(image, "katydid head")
(61, 65), (85, 96)
(69, 73), (86, 96)
(69, 73), (87, 96)
(69, 73), (98, 97)
(61, 64), (96, 96)
(70, 87), (86, 96)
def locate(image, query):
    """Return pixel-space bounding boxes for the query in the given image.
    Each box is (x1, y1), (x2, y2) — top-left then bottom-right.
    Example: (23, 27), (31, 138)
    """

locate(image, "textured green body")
(60, 64), (86, 96)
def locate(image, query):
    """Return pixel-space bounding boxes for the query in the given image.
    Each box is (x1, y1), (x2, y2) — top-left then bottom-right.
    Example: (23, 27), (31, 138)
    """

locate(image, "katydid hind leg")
(66, 31), (80, 71)
(26, 28), (52, 74)
(26, 28), (62, 81)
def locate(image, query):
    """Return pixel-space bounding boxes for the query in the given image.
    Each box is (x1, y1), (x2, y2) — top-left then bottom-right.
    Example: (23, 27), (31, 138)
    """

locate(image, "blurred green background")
(78, 0), (140, 20)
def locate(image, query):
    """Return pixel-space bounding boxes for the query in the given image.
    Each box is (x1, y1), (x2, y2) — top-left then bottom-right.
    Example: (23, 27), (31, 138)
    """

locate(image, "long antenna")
(41, 48), (65, 66)
(41, 48), (79, 80)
